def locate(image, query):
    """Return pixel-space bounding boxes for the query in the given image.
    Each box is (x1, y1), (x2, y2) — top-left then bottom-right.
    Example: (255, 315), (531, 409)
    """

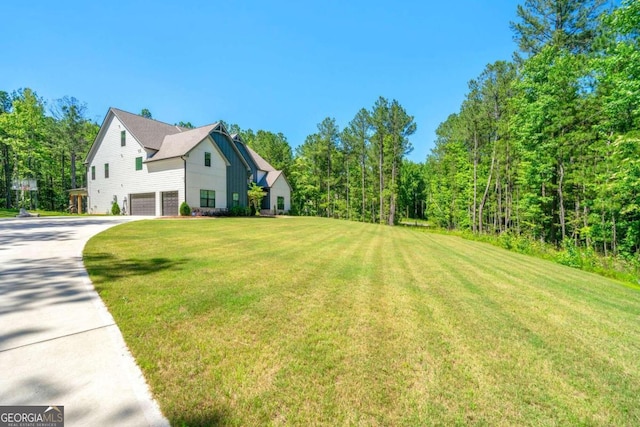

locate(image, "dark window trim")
(200, 189), (215, 208)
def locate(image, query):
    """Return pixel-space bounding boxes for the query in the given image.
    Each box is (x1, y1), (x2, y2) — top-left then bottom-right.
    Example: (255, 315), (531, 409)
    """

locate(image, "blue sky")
(1, 1), (519, 161)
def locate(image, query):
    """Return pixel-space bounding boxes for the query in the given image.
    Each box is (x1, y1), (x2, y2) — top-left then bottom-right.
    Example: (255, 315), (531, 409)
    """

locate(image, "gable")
(145, 125), (230, 164)
(111, 108), (184, 150)
(86, 111), (147, 166)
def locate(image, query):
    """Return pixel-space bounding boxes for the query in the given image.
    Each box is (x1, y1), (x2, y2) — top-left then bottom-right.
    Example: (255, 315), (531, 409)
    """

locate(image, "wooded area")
(424, 0), (640, 261)
(0, 90), (99, 211)
(1, 1), (637, 261)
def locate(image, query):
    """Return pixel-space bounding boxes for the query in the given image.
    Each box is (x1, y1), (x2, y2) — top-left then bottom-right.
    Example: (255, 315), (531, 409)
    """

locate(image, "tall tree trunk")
(2, 144), (11, 208)
(361, 153), (366, 222)
(388, 159), (396, 225)
(327, 151), (331, 218)
(70, 150), (77, 189)
(379, 135), (384, 224)
(558, 162), (566, 240)
(346, 157), (350, 220)
(478, 145), (497, 233)
(472, 128), (478, 233)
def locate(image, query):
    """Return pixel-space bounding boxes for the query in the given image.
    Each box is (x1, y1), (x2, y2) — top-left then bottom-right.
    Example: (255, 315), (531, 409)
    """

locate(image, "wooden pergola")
(68, 188), (87, 214)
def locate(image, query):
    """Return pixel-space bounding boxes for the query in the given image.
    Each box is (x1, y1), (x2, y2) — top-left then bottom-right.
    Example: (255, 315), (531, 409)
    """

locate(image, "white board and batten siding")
(86, 114), (183, 215)
(184, 137), (228, 210)
(269, 174), (291, 212)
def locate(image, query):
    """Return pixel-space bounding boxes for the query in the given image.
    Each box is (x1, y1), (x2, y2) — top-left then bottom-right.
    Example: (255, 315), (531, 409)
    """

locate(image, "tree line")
(0, 90), (98, 211)
(229, 98), (417, 226)
(424, 0), (639, 260)
(1, 0), (637, 263)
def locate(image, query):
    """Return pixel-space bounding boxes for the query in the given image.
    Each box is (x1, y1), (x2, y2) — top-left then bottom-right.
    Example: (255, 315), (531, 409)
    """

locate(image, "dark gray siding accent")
(211, 132), (250, 208)
(261, 188), (271, 210)
(234, 141), (259, 182)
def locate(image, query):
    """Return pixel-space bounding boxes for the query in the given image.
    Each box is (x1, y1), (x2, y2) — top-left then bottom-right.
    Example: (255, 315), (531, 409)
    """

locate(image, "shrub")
(229, 206), (250, 217)
(111, 201), (121, 215)
(179, 202), (191, 216)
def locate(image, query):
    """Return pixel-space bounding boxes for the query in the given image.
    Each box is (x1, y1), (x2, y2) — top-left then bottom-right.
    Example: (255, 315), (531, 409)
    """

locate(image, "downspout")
(181, 156), (187, 206)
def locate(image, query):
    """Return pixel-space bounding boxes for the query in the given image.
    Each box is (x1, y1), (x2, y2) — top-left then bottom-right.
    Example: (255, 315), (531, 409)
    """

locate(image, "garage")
(162, 191), (179, 216)
(130, 192), (156, 215)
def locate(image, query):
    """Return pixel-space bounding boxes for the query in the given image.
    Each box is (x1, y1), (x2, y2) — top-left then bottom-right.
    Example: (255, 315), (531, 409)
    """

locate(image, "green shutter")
(136, 157), (143, 171)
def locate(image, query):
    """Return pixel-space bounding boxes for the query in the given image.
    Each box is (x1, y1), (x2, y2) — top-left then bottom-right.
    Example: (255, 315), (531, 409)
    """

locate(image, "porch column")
(69, 195), (73, 213)
(77, 195), (83, 214)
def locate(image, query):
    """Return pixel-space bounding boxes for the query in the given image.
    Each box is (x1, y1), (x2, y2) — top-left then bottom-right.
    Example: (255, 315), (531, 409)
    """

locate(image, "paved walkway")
(0, 216), (169, 426)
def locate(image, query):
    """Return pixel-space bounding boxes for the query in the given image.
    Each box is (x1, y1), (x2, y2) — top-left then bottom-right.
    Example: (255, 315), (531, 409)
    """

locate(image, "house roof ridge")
(244, 144), (276, 172)
(109, 107), (185, 151)
(110, 107), (180, 129)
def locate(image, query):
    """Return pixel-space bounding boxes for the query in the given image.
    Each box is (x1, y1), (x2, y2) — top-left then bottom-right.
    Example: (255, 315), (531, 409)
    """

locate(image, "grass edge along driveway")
(84, 217), (640, 426)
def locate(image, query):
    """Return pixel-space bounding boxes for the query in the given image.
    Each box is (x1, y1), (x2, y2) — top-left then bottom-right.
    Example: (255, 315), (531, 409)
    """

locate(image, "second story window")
(136, 157), (142, 171)
(104, 163), (109, 178)
(204, 152), (211, 167)
(91, 165), (95, 180)
(121, 130), (126, 146)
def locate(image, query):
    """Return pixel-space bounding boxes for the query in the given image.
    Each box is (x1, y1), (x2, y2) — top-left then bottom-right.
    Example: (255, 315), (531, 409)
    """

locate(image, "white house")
(85, 108), (291, 216)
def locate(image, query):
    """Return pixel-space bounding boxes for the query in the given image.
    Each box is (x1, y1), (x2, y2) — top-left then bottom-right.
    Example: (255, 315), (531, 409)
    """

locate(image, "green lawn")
(84, 217), (640, 426)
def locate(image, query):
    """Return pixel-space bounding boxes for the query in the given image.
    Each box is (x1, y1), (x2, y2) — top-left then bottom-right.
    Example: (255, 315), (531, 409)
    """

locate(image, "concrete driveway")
(0, 216), (169, 426)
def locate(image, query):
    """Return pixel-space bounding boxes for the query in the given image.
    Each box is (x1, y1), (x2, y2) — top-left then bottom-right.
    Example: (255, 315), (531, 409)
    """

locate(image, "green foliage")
(510, 0), (606, 55)
(111, 201), (121, 215)
(179, 201), (191, 216)
(423, 1), (640, 274)
(176, 121), (194, 129)
(228, 205), (250, 216)
(0, 89), (98, 211)
(240, 129), (293, 177)
(247, 182), (264, 215)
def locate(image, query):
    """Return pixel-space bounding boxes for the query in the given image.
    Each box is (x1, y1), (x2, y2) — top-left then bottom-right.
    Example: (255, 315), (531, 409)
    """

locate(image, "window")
(200, 189), (215, 208)
(121, 130), (126, 146)
(277, 196), (285, 211)
(91, 166), (95, 180)
(204, 152), (211, 167)
(232, 192), (239, 207)
(104, 163), (109, 179)
(135, 157), (143, 171)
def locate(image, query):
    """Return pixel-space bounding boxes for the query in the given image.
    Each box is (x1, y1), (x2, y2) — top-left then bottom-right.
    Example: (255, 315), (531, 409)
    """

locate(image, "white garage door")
(130, 193), (156, 216)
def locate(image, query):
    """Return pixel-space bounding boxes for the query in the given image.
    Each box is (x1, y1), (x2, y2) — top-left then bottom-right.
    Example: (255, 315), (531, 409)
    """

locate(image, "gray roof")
(245, 145), (276, 172)
(146, 124), (218, 162)
(111, 108), (185, 151)
(266, 170), (283, 187)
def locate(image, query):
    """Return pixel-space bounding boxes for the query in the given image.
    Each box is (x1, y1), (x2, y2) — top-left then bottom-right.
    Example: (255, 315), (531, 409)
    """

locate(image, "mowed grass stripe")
(409, 231), (639, 425)
(84, 217), (640, 426)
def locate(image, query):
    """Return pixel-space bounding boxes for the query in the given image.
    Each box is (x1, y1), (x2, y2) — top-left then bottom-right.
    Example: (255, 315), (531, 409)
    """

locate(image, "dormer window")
(121, 130), (126, 146)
